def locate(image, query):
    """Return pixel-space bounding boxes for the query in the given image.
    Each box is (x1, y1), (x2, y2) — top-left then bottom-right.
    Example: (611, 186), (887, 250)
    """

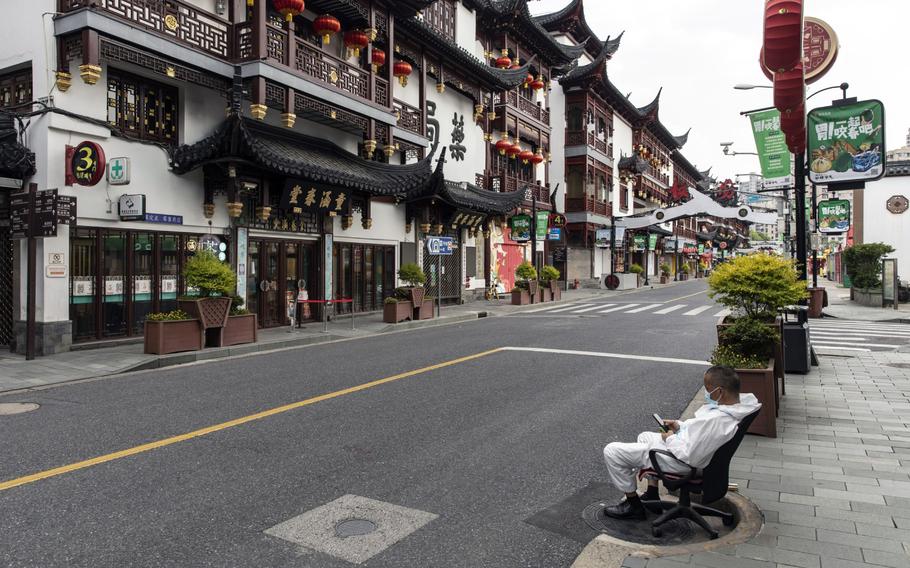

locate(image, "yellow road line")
(0, 348), (503, 493)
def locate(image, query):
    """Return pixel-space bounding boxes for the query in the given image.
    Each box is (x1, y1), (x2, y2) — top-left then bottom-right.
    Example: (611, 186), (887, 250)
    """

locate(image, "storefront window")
(131, 232), (154, 334)
(160, 235), (179, 312)
(70, 228), (97, 342)
(102, 231), (128, 337)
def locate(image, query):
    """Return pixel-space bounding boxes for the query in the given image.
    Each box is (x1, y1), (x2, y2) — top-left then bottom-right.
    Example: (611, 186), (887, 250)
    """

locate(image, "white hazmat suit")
(603, 394), (761, 493)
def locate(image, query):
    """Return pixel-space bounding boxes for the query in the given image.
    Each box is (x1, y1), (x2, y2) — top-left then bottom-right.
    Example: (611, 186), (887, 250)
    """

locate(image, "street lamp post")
(643, 227), (651, 286)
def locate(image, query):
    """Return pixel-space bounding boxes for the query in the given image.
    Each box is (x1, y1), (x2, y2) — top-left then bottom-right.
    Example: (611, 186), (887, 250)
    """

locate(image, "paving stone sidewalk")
(621, 348), (910, 568)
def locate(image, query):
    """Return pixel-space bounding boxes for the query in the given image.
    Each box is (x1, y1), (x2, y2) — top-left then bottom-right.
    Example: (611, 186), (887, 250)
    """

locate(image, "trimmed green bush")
(540, 265), (560, 282)
(515, 261), (538, 282)
(710, 344), (768, 370)
(628, 263), (644, 275)
(184, 251), (236, 297)
(659, 263), (672, 276)
(707, 254), (807, 319)
(147, 309), (192, 322)
(398, 263), (426, 287)
(843, 243), (895, 289)
(680, 263), (690, 274)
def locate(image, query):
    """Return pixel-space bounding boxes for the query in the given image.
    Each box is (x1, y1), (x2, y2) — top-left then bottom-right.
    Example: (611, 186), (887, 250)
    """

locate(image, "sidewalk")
(821, 281), (910, 322)
(602, 340), (910, 568)
(0, 279), (692, 394)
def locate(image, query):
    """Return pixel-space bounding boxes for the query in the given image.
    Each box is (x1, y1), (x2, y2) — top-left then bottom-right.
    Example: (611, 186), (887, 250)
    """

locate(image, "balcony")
(475, 174), (551, 209)
(566, 195), (611, 217)
(494, 91), (550, 125)
(565, 130), (612, 157)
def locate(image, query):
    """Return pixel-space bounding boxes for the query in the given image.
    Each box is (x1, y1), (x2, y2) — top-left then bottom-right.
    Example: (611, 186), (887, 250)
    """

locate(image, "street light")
(720, 142), (758, 157)
(733, 84), (772, 90)
(736, 82), (850, 115)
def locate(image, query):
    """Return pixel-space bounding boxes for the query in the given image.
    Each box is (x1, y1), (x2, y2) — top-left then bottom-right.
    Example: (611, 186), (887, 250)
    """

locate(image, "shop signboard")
(11, 189), (61, 239)
(324, 234), (333, 301)
(749, 109), (792, 189)
(808, 100), (886, 184)
(65, 141), (106, 187)
(509, 214), (531, 242)
(535, 211), (549, 241)
(633, 234), (658, 251)
(236, 227), (248, 303)
(107, 157), (130, 185)
(594, 229), (609, 248)
(817, 199), (851, 234)
(118, 194), (145, 221)
(549, 213), (567, 228)
(548, 228), (561, 241)
(281, 180), (348, 214)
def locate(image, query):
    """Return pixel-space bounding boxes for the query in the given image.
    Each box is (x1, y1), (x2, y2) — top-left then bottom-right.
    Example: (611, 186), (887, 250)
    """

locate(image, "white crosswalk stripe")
(810, 319), (910, 352)
(598, 304), (638, 313)
(683, 306), (713, 316)
(654, 304), (687, 315)
(572, 304), (615, 313)
(543, 303), (595, 313)
(625, 304), (663, 313)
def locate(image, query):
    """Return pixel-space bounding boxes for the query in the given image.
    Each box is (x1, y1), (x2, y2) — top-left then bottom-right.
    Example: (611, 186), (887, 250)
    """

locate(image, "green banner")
(749, 109), (792, 188)
(510, 214), (531, 242)
(808, 99), (886, 184)
(818, 199), (851, 234)
(536, 211), (549, 241)
(633, 234), (658, 251)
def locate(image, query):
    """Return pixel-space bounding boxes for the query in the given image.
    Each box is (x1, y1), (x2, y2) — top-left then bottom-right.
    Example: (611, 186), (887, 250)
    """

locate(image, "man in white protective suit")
(601, 365), (761, 520)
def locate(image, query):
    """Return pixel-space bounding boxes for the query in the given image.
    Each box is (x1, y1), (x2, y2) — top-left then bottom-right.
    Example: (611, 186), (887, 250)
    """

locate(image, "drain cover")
(582, 501), (695, 545)
(0, 403), (39, 415)
(334, 518), (377, 539)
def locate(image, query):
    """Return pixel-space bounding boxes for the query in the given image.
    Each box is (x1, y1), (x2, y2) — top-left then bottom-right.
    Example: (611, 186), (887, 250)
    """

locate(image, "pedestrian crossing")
(517, 301), (730, 319)
(810, 319), (910, 353)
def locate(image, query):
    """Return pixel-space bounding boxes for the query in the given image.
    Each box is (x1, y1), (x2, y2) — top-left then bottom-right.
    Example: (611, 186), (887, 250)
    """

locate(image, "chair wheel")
(722, 516), (734, 527)
(709, 531), (719, 540)
(652, 527), (663, 537)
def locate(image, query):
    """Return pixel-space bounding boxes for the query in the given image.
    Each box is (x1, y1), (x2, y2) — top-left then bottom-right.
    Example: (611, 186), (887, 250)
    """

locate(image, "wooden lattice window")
(0, 67), (32, 109)
(107, 70), (178, 143)
(422, 0), (456, 41)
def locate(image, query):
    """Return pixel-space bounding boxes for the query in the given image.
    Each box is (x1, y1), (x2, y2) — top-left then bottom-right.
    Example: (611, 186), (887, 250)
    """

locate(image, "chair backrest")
(698, 409), (761, 503)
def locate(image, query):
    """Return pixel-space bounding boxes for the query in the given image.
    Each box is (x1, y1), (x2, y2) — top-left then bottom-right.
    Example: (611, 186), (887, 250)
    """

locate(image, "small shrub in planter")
(383, 296), (413, 323)
(511, 286), (531, 305)
(144, 310), (202, 355)
(628, 263), (644, 286)
(539, 265), (560, 302)
(708, 254), (807, 322)
(712, 344), (777, 437)
(178, 251), (235, 342)
(659, 262), (672, 284)
(843, 242), (894, 290)
(679, 264), (690, 280)
(398, 262), (427, 306)
(515, 261), (539, 303)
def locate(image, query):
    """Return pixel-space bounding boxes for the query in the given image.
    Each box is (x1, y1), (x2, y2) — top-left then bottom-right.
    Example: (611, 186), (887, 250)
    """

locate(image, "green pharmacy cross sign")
(808, 100), (886, 184)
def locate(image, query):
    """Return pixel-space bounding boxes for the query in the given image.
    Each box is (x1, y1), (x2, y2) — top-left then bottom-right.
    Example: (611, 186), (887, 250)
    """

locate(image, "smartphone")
(653, 413), (669, 433)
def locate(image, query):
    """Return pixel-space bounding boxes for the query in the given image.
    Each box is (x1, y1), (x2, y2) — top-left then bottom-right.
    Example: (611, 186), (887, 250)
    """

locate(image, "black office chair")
(638, 410), (760, 539)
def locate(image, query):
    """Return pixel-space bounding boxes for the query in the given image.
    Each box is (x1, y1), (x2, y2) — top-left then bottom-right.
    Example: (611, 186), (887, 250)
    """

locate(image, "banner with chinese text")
(749, 109), (792, 189)
(817, 199), (851, 234)
(808, 100), (885, 184)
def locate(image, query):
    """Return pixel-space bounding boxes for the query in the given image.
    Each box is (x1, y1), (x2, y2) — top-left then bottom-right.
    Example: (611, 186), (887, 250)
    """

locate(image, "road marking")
(810, 340), (901, 348)
(714, 309), (731, 318)
(0, 348), (503, 493)
(663, 289), (709, 303)
(813, 345), (872, 352)
(810, 328), (910, 337)
(572, 304), (615, 313)
(654, 304), (687, 315)
(811, 332), (909, 341)
(546, 303), (595, 313)
(625, 304), (662, 313)
(598, 304), (638, 313)
(683, 306), (713, 316)
(500, 347), (709, 366)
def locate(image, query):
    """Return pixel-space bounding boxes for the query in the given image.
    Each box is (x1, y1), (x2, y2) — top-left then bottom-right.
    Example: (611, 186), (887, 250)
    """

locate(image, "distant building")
(886, 128), (910, 162)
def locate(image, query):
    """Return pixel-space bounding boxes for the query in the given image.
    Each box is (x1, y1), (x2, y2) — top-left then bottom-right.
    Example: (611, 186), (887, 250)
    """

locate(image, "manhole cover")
(0, 403), (39, 415)
(582, 501), (695, 545)
(334, 518), (377, 539)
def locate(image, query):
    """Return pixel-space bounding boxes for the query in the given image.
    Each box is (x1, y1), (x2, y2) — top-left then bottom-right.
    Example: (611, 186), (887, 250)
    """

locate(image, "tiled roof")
(170, 116), (434, 196)
(408, 150), (526, 214)
(475, 0), (587, 65)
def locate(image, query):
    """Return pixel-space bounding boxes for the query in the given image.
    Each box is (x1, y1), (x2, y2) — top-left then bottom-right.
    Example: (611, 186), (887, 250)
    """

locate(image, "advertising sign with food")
(817, 199), (851, 234)
(808, 100), (885, 184)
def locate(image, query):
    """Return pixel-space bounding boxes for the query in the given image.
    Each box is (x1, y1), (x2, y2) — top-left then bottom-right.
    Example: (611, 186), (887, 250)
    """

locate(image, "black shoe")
(639, 493), (664, 514)
(603, 498), (647, 520)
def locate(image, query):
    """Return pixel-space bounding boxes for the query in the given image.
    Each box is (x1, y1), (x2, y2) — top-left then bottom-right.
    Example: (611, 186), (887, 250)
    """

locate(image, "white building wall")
(549, 81), (567, 214)
(455, 2), (478, 57)
(861, 175), (910, 278)
(612, 115), (634, 216)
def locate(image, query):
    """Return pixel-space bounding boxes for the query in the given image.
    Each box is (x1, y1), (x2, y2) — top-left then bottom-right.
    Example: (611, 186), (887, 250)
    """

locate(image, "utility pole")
(643, 227), (651, 286)
(811, 182), (818, 288)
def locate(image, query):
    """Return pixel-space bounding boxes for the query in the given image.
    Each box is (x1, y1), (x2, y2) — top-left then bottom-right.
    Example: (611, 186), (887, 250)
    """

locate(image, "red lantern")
(495, 136), (512, 155)
(393, 60), (412, 87)
(780, 103), (805, 137)
(786, 129), (806, 155)
(524, 73), (533, 88)
(313, 14), (341, 44)
(530, 149), (545, 165)
(507, 143), (522, 159)
(530, 75), (546, 91)
(773, 63), (804, 113)
(273, 0), (304, 22)
(519, 149), (534, 164)
(495, 55), (512, 69)
(371, 47), (386, 72)
(763, 0), (803, 73)
(343, 30), (369, 58)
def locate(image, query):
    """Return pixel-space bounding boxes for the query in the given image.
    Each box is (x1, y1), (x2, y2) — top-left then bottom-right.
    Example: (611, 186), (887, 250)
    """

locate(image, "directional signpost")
(426, 237), (456, 318)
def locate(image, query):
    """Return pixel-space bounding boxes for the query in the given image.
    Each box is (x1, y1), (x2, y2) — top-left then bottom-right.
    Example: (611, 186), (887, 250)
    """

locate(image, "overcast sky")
(530, 0), (910, 182)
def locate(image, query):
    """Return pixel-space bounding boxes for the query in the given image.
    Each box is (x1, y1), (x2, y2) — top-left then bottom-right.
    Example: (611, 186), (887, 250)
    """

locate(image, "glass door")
(70, 228), (97, 341)
(102, 231), (128, 337)
(131, 232), (154, 334)
(159, 234), (179, 313)
(286, 243), (298, 326)
(262, 241), (281, 327)
(246, 240), (260, 320)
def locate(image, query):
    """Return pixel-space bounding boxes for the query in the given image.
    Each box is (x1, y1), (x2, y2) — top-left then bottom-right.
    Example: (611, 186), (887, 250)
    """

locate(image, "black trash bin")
(782, 307), (811, 374)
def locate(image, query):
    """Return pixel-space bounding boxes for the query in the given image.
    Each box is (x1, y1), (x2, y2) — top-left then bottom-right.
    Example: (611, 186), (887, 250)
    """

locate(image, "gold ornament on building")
(250, 103), (267, 120)
(436, 81), (445, 94)
(473, 104), (484, 123)
(226, 202), (244, 218)
(383, 144), (396, 157)
(165, 66), (176, 78)
(79, 64), (101, 85)
(54, 71), (72, 92)
(362, 217), (373, 230)
(281, 112), (296, 128)
(419, 222), (432, 234)
(433, 223), (444, 235)
(342, 215), (353, 230)
(363, 139), (377, 158)
(164, 14), (179, 31)
(366, 27), (378, 41)
(483, 228), (491, 238)
(487, 111), (497, 121)
(256, 206), (271, 221)
(203, 203), (215, 219)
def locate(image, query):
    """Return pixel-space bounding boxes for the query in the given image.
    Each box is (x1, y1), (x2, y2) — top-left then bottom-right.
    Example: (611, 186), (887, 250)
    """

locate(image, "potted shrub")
(383, 296), (413, 324)
(712, 317), (780, 437)
(541, 265), (561, 302)
(513, 261), (538, 305)
(628, 263), (644, 287)
(698, 260), (710, 278)
(844, 243), (894, 308)
(222, 295), (257, 347)
(659, 262), (672, 284)
(420, 296), (436, 320)
(679, 263), (690, 281)
(398, 263), (428, 318)
(178, 250), (236, 347)
(144, 309), (202, 355)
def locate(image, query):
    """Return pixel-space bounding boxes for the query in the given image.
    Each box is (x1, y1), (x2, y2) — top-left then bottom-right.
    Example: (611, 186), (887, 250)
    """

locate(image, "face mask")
(704, 386), (721, 407)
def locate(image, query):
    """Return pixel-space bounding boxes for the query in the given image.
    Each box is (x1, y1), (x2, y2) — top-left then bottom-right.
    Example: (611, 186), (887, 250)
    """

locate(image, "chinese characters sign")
(749, 109), (792, 189)
(817, 199), (850, 234)
(510, 214), (531, 242)
(66, 141), (106, 187)
(281, 180), (347, 214)
(808, 100), (885, 184)
(633, 234), (658, 251)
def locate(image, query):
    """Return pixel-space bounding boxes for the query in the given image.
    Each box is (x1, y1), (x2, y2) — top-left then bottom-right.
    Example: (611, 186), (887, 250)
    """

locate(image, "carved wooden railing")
(566, 196), (610, 216)
(393, 99), (423, 136)
(60, 0), (232, 59)
(295, 38), (372, 102)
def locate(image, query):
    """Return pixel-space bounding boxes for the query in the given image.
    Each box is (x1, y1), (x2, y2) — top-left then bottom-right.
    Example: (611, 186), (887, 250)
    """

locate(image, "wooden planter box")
(144, 319), (203, 355)
(717, 316), (785, 412)
(222, 313), (258, 347)
(539, 287), (552, 302)
(178, 297), (232, 347)
(738, 359), (778, 437)
(549, 281), (562, 302)
(679, 273), (689, 281)
(528, 280), (539, 304)
(416, 299), (435, 320)
(660, 275), (670, 284)
(511, 289), (530, 305)
(383, 301), (413, 323)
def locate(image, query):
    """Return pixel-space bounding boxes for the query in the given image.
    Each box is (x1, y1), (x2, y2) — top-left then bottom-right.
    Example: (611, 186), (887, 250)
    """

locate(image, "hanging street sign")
(10, 189), (67, 239)
(535, 211), (549, 242)
(808, 99), (886, 184)
(817, 198), (851, 234)
(549, 213), (567, 228)
(509, 214), (531, 242)
(426, 236), (455, 256)
(548, 228), (562, 241)
(749, 109), (792, 189)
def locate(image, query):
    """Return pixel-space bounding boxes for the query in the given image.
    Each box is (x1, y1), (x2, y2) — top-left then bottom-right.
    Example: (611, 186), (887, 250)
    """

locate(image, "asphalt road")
(0, 280), (722, 568)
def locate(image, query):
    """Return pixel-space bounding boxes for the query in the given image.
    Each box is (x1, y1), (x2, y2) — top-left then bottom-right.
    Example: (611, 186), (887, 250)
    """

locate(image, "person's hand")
(664, 420), (681, 432)
(661, 431), (673, 441)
